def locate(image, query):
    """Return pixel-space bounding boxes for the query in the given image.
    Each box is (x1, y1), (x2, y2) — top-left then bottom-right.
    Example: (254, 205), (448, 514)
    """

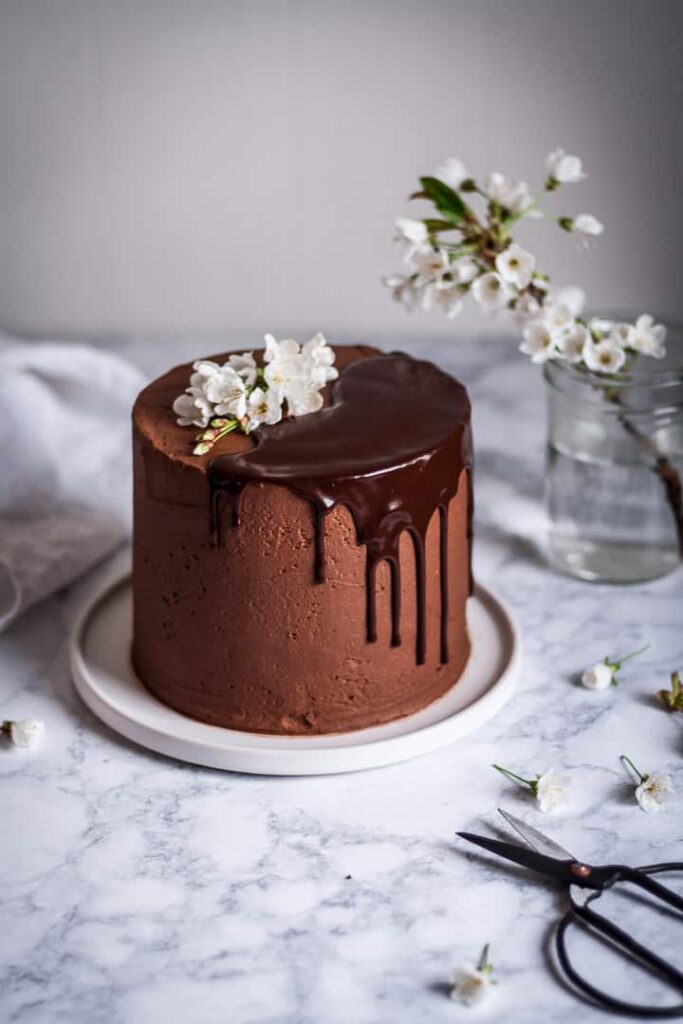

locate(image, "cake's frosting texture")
(208, 353), (472, 666)
(132, 345), (473, 735)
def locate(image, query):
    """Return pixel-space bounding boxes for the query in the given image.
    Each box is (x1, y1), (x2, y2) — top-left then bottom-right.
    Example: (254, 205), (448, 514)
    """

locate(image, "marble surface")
(2, 335), (682, 1024)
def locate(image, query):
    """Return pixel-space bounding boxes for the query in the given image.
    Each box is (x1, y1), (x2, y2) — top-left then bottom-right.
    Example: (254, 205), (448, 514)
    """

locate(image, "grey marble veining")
(1, 335), (682, 1024)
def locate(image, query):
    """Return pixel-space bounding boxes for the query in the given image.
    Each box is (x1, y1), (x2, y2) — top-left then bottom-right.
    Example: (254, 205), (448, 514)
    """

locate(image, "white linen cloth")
(0, 336), (145, 631)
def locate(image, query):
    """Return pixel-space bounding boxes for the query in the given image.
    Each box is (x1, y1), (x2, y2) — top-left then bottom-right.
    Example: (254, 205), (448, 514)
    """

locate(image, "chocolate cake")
(132, 345), (473, 735)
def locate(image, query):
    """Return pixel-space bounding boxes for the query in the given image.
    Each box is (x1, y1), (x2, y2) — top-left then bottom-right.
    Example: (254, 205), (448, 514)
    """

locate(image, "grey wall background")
(0, 0), (680, 343)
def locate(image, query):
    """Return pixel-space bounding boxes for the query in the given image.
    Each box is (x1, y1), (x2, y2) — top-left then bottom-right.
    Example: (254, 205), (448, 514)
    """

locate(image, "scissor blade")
(498, 808), (576, 861)
(457, 831), (574, 882)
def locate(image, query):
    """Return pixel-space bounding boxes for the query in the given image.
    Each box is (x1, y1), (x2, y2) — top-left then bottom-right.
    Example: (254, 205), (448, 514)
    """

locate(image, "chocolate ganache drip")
(208, 353), (472, 665)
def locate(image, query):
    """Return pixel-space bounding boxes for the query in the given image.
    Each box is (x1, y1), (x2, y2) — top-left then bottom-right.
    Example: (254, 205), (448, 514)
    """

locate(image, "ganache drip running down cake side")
(132, 344), (473, 735)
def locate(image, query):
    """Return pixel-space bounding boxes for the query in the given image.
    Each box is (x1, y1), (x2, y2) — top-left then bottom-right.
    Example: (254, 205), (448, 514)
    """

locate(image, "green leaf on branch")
(418, 177), (467, 225)
(423, 218), (461, 234)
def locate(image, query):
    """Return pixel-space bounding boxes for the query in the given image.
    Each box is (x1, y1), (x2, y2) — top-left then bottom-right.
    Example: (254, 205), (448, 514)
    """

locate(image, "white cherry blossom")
(203, 364), (248, 419)
(609, 323), (636, 349)
(433, 156), (468, 190)
(556, 322), (589, 364)
(394, 217), (429, 260)
(451, 256), (479, 284)
(622, 755), (675, 813)
(636, 772), (675, 813)
(429, 281), (463, 319)
(246, 386), (283, 432)
(495, 243), (535, 290)
(263, 355), (305, 395)
(451, 965), (493, 1006)
(546, 148), (586, 183)
(409, 246), (450, 286)
(264, 334), (301, 364)
(485, 172), (533, 214)
(543, 301), (574, 336)
(176, 335), (337, 447)
(493, 763), (572, 812)
(584, 339), (626, 374)
(451, 944), (495, 1006)
(172, 386), (213, 428)
(512, 291), (541, 324)
(554, 285), (586, 317)
(472, 272), (512, 311)
(3, 718), (45, 749)
(285, 377), (325, 417)
(535, 769), (572, 813)
(302, 332), (339, 385)
(581, 662), (614, 690)
(631, 314), (667, 359)
(571, 213), (604, 246)
(520, 321), (556, 363)
(226, 351), (258, 387)
(382, 273), (419, 310)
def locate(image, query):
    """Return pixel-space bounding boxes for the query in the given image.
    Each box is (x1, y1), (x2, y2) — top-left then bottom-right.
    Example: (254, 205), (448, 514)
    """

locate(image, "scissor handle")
(555, 862), (683, 1018)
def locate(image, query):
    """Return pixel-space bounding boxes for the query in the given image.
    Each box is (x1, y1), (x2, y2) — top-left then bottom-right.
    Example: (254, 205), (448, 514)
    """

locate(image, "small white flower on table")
(451, 943), (496, 1006)
(492, 764), (572, 813)
(2, 718), (45, 749)
(581, 644), (648, 690)
(621, 755), (675, 813)
(535, 770), (573, 813)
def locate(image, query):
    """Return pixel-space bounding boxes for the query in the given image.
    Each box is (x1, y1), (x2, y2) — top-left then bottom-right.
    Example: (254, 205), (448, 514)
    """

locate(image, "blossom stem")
(620, 754), (646, 784)
(477, 943), (491, 973)
(603, 389), (683, 558)
(491, 764), (534, 789)
(616, 643), (650, 668)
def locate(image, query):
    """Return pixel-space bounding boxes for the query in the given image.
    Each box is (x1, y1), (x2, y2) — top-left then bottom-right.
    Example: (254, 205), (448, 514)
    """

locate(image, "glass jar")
(544, 327), (683, 583)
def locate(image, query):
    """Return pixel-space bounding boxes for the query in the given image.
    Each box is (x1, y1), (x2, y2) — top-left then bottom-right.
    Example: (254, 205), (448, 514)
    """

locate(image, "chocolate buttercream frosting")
(132, 346), (473, 735)
(208, 353), (472, 665)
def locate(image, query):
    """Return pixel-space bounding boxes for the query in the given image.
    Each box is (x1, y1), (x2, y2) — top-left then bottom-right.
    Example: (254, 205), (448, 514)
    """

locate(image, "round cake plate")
(70, 562), (521, 776)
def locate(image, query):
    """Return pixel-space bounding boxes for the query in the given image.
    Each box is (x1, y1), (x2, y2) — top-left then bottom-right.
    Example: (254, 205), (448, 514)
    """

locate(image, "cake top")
(134, 345), (471, 482)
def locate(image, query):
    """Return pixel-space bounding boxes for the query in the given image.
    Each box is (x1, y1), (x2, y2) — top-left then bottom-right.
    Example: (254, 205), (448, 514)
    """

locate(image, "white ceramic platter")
(70, 565), (520, 776)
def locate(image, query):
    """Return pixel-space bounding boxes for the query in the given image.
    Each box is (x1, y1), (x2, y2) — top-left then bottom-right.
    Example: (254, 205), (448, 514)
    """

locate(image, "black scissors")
(458, 809), (683, 1018)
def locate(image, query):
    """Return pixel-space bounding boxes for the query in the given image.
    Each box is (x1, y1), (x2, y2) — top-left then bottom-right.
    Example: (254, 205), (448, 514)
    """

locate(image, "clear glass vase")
(544, 327), (683, 583)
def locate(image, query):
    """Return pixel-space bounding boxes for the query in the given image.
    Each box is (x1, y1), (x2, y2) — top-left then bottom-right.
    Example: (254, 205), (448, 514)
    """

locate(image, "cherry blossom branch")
(384, 149), (679, 560)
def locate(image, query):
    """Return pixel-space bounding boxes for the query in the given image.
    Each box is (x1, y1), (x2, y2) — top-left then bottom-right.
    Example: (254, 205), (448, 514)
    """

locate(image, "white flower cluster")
(173, 333), (338, 454)
(521, 306), (667, 371)
(385, 149), (667, 375)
